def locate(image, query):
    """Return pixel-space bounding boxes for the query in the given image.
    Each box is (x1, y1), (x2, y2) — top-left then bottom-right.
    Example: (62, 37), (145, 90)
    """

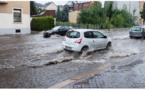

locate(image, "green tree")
(30, 1), (38, 16)
(62, 6), (69, 22)
(111, 14), (124, 27)
(140, 3), (145, 23)
(56, 6), (61, 21)
(37, 8), (45, 14)
(105, 1), (113, 30)
(79, 1), (103, 25)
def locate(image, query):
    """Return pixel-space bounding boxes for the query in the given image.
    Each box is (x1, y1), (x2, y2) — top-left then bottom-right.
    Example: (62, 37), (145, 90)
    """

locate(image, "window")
(84, 31), (94, 38)
(66, 31), (80, 38)
(59, 26), (65, 31)
(131, 27), (141, 31)
(93, 31), (105, 38)
(64, 26), (70, 30)
(16, 29), (21, 33)
(13, 9), (21, 22)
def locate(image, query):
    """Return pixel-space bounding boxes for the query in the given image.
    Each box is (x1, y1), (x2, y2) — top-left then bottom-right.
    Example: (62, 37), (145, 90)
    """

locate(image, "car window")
(66, 31), (80, 38)
(69, 26), (73, 29)
(65, 26), (70, 30)
(131, 27), (141, 31)
(59, 26), (65, 31)
(84, 31), (94, 38)
(52, 26), (61, 31)
(92, 31), (105, 38)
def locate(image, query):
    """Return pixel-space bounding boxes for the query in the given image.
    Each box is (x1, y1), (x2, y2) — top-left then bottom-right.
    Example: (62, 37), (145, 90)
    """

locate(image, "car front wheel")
(106, 42), (111, 50)
(130, 36), (133, 39)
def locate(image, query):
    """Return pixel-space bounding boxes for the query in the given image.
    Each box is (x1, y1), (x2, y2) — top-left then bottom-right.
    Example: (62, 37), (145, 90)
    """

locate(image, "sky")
(35, 0), (68, 5)
(35, 0), (105, 6)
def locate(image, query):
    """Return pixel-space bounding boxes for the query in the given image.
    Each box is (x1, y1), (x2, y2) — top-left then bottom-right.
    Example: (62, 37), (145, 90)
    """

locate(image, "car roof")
(69, 29), (101, 32)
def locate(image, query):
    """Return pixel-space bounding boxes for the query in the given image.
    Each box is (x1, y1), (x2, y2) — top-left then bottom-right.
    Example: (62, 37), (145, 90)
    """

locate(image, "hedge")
(31, 16), (54, 31)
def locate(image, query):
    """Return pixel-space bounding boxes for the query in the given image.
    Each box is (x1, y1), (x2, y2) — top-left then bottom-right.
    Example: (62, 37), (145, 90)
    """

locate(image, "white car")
(62, 29), (112, 52)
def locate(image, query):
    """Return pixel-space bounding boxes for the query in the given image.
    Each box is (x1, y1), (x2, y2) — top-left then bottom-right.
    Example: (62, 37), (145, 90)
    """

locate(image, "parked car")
(43, 26), (73, 38)
(62, 29), (112, 52)
(43, 26), (61, 38)
(129, 26), (142, 38)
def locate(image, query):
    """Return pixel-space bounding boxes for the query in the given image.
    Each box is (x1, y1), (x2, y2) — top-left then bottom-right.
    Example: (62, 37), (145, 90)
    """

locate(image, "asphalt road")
(0, 28), (145, 88)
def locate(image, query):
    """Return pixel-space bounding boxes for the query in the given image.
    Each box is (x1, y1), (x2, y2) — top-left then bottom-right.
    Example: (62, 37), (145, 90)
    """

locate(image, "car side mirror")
(104, 35), (107, 38)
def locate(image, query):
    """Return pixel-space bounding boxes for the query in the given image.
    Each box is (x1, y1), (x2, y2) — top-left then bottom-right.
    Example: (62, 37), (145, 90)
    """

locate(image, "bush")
(31, 16), (54, 31)
(111, 14), (124, 28)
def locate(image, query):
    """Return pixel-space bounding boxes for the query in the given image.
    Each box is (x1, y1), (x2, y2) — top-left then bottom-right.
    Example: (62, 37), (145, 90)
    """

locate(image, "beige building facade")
(69, 11), (80, 23)
(0, 1), (31, 35)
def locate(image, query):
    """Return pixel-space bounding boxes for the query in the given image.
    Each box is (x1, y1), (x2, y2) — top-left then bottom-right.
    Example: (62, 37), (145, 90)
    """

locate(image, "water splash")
(107, 47), (139, 58)
(0, 64), (15, 69)
(112, 35), (129, 40)
(72, 59), (106, 64)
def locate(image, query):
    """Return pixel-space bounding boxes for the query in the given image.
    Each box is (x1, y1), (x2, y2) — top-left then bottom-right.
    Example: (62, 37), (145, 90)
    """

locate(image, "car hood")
(44, 30), (52, 33)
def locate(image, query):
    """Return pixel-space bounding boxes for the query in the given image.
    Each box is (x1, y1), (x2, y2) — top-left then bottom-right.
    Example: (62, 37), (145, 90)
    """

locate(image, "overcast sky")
(35, 0), (105, 6)
(35, 0), (68, 5)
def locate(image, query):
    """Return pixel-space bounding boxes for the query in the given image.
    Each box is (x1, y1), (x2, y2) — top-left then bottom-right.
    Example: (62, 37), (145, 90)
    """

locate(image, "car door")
(64, 26), (70, 35)
(84, 31), (96, 49)
(58, 26), (65, 36)
(92, 31), (108, 49)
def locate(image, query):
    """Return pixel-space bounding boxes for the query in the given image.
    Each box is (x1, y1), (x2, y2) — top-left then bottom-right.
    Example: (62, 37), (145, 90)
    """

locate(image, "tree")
(30, 1), (38, 16)
(79, 1), (103, 25)
(140, 3), (145, 23)
(37, 8), (45, 14)
(59, 6), (69, 22)
(105, 1), (113, 30)
(56, 6), (61, 21)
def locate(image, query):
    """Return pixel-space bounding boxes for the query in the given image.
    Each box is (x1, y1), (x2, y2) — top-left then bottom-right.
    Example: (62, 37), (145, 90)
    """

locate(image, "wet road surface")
(0, 28), (145, 88)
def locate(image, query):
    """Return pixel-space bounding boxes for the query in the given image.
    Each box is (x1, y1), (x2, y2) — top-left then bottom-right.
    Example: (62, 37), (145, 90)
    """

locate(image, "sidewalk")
(65, 59), (145, 88)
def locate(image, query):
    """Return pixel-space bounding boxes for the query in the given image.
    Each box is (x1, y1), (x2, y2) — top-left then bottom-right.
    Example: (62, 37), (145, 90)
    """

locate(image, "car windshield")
(132, 27), (141, 31)
(66, 31), (80, 38)
(52, 26), (61, 31)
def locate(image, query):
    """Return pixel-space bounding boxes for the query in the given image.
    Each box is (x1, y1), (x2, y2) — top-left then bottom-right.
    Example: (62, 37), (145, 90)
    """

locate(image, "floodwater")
(0, 29), (143, 69)
(0, 28), (145, 88)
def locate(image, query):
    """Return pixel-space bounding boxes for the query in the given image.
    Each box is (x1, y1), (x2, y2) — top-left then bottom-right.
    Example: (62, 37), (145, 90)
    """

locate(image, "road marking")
(50, 63), (111, 88)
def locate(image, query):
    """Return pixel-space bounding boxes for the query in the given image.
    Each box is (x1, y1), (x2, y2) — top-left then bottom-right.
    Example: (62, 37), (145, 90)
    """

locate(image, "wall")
(0, 1), (31, 35)
(0, 1), (30, 14)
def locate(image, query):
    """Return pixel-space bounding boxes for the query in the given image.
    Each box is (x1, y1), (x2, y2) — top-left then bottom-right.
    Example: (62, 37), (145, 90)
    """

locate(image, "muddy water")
(0, 29), (144, 69)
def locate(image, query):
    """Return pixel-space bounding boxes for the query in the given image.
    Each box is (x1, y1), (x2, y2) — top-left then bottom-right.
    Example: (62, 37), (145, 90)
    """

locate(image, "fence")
(55, 22), (101, 29)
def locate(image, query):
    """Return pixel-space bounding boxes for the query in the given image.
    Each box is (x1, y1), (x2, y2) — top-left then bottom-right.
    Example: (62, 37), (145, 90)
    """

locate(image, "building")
(44, 2), (57, 13)
(73, 1), (94, 11)
(65, 1), (94, 23)
(64, 1), (94, 11)
(0, 1), (30, 35)
(32, 10), (55, 18)
(112, 1), (145, 25)
(69, 11), (80, 23)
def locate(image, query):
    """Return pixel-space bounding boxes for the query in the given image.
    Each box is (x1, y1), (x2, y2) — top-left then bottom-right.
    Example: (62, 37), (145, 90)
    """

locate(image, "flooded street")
(0, 28), (145, 88)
